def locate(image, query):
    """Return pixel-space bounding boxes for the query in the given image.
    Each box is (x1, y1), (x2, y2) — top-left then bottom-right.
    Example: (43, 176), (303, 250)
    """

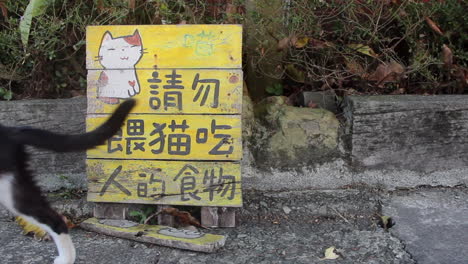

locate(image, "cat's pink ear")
(102, 31), (113, 42)
(124, 29), (142, 46)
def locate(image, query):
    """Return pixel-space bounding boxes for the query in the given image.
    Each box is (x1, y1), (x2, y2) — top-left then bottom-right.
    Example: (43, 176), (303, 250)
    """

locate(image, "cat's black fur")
(0, 99), (135, 264)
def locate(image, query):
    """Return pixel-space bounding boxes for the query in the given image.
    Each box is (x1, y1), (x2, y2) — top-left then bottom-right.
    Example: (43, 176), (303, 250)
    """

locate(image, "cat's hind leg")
(0, 173), (76, 264)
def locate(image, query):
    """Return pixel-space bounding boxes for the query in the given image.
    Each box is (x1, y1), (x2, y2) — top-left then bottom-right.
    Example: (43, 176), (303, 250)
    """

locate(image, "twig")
(143, 210), (163, 225)
(330, 207), (351, 225)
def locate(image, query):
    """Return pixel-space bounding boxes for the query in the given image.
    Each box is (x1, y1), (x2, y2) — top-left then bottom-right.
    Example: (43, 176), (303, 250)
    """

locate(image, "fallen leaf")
(63, 215), (77, 229)
(226, 3), (238, 23)
(378, 215), (395, 230)
(0, 2), (8, 18)
(347, 44), (378, 58)
(294, 37), (309, 48)
(425, 17), (443, 36)
(368, 61), (405, 86)
(309, 38), (331, 49)
(145, 207), (205, 228)
(178, 20), (187, 25)
(128, 0), (136, 10)
(345, 57), (367, 77)
(441, 44), (453, 68)
(320, 246), (339, 260)
(452, 65), (468, 89)
(15, 216), (51, 241)
(277, 37), (291, 51)
(308, 101), (318, 108)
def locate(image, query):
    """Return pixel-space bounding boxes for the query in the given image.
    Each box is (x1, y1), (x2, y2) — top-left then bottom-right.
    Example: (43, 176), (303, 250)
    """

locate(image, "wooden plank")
(93, 203), (128, 220)
(345, 95), (468, 172)
(80, 218), (226, 253)
(86, 114), (241, 161)
(86, 69), (243, 115)
(87, 159), (242, 207)
(86, 25), (242, 69)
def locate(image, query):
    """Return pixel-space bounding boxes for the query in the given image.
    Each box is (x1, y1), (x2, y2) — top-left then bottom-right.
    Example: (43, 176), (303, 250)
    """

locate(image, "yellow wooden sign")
(87, 159), (241, 207)
(87, 114), (241, 160)
(86, 25), (242, 69)
(86, 25), (242, 206)
(87, 69), (243, 114)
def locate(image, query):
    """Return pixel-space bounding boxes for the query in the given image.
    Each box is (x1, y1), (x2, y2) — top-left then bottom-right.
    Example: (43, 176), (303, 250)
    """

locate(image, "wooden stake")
(157, 205), (175, 226)
(93, 203), (128, 220)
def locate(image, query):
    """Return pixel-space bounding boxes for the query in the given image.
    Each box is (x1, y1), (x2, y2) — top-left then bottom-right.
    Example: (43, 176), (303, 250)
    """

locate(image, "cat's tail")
(14, 99), (135, 152)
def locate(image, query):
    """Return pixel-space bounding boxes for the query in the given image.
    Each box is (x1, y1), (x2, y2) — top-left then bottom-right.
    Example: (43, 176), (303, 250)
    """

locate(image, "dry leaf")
(309, 38), (331, 49)
(308, 101), (318, 108)
(97, 0), (104, 11)
(145, 207), (205, 228)
(425, 17), (443, 36)
(452, 65), (468, 89)
(0, 2), (8, 18)
(347, 44), (378, 58)
(368, 61), (405, 86)
(15, 216), (51, 241)
(225, 3), (238, 23)
(277, 37), (291, 51)
(320, 246), (339, 260)
(178, 20), (187, 25)
(63, 215), (77, 229)
(128, 0), (136, 10)
(441, 44), (453, 68)
(345, 57), (367, 78)
(294, 37), (309, 48)
(277, 35), (297, 51)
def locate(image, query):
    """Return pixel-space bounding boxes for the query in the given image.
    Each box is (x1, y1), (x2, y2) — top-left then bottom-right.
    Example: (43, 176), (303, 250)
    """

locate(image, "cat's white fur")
(98, 31), (142, 99)
(0, 173), (75, 264)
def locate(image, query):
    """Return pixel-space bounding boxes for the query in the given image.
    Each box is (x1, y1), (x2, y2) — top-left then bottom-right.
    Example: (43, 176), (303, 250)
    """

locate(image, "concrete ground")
(0, 187), (466, 264)
(383, 186), (468, 264)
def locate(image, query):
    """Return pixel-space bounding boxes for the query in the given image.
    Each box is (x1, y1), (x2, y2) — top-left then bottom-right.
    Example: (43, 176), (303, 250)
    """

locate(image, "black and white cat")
(0, 99), (135, 264)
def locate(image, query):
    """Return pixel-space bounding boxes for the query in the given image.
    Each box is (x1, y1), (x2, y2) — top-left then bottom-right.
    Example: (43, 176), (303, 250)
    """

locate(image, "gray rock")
(252, 96), (340, 168)
(282, 206), (292, 214)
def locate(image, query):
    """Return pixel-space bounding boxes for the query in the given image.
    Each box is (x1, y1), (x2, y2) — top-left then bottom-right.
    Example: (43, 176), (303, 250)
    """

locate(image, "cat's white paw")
(54, 256), (74, 264)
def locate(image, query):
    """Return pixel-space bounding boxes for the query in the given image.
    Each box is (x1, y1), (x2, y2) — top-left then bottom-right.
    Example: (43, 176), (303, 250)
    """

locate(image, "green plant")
(0, 0), (244, 100)
(0, 87), (12, 100)
(0, 0), (129, 99)
(129, 206), (157, 224)
(266, 83), (283, 95)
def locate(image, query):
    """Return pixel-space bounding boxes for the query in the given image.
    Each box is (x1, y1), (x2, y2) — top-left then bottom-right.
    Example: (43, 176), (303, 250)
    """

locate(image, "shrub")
(0, 0), (234, 99)
(247, 0), (467, 96)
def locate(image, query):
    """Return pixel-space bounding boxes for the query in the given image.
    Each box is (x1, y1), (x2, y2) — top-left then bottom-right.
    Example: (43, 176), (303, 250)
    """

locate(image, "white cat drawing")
(96, 30), (143, 104)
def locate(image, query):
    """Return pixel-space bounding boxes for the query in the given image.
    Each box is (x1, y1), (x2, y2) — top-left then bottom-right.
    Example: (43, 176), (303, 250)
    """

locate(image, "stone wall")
(1, 95), (467, 192)
(0, 97), (88, 191)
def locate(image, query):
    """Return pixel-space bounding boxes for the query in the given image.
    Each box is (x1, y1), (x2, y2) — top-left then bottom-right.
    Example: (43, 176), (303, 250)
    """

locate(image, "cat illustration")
(96, 30), (144, 104)
(0, 100), (135, 264)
